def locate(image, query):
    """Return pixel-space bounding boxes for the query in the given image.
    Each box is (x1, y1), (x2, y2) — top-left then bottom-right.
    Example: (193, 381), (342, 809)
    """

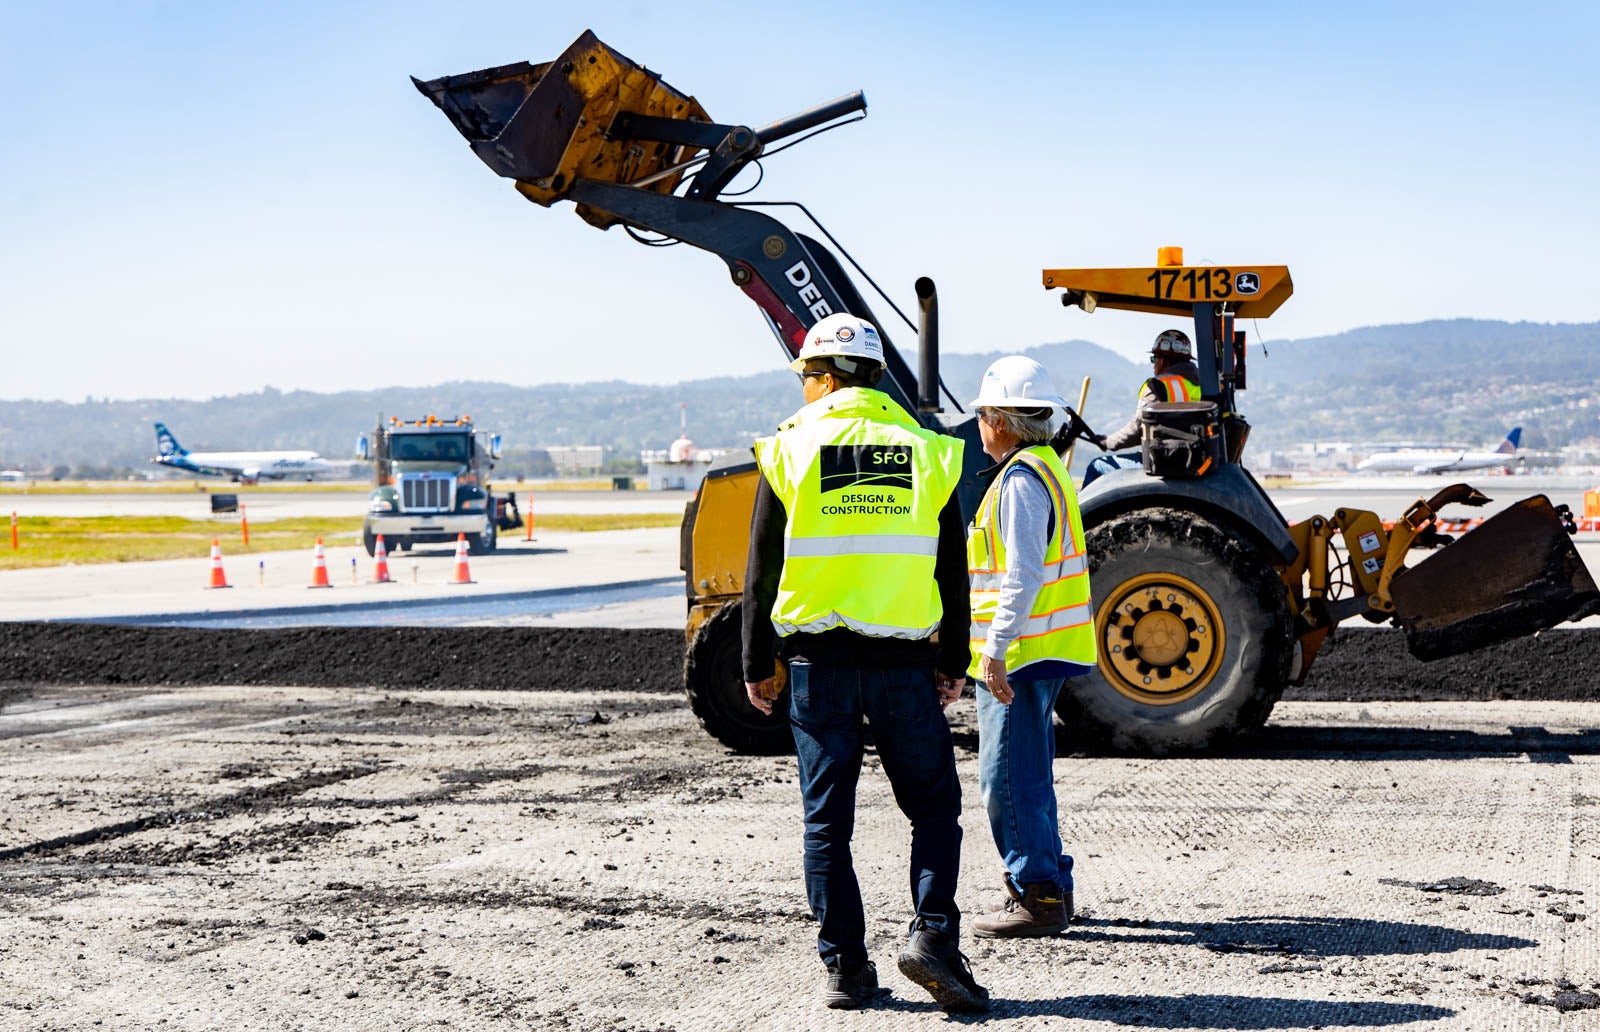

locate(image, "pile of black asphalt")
(0, 622), (1595, 702)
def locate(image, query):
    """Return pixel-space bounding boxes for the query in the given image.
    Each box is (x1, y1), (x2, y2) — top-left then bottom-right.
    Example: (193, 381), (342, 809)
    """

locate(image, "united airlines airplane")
(1355, 428), (1522, 475)
(148, 423), (337, 483)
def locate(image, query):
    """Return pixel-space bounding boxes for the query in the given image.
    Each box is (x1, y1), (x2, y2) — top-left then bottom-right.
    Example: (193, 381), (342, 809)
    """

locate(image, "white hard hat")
(790, 313), (886, 374)
(969, 356), (1068, 411)
(1152, 328), (1192, 358)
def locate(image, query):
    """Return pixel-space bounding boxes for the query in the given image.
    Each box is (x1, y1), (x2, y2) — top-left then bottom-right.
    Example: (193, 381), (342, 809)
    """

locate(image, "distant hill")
(1, 320), (1596, 477)
(1241, 319), (1600, 453)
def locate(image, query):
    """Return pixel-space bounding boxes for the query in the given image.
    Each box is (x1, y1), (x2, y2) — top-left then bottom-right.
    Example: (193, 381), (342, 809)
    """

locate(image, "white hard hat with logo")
(970, 356), (1068, 411)
(1152, 328), (1193, 358)
(790, 313), (886, 373)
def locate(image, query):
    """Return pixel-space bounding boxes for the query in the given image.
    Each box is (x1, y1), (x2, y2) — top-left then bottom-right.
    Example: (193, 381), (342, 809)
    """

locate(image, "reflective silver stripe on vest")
(774, 612), (940, 639)
(968, 552), (1088, 592)
(970, 601), (1092, 640)
(785, 534), (939, 559)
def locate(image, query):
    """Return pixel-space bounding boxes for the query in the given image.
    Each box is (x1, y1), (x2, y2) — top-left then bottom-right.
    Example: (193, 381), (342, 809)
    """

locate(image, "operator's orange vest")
(1145, 375), (1201, 403)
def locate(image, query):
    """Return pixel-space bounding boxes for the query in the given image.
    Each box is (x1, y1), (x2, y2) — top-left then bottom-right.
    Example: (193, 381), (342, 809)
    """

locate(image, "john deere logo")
(1234, 272), (1261, 295)
(819, 444), (913, 493)
(835, 326), (855, 342)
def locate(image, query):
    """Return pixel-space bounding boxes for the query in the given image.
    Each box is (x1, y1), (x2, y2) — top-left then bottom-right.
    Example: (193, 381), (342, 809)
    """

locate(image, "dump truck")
(356, 415), (522, 556)
(415, 32), (1600, 754)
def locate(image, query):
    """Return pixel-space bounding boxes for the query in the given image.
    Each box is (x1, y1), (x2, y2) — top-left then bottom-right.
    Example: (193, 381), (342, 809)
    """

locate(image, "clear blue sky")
(3, 1), (1596, 401)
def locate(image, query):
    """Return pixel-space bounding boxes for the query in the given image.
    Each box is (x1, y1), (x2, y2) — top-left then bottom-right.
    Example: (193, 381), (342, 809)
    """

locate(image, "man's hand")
(980, 654), (1014, 705)
(934, 671), (962, 709)
(1089, 433), (1107, 450)
(745, 678), (780, 716)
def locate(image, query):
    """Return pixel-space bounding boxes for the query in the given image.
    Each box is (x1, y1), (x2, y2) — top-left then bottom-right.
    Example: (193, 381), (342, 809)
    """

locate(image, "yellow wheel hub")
(1098, 572), (1225, 705)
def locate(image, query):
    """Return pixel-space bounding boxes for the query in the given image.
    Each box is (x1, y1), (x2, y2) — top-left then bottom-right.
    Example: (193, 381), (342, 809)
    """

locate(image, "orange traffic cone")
(308, 537), (333, 589)
(450, 532), (475, 584)
(372, 534), (394, 583)
(206, 538), (231, 589)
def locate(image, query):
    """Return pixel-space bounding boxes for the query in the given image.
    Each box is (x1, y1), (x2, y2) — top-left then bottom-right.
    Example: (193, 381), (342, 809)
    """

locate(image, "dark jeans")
(788, 660), (964, 968)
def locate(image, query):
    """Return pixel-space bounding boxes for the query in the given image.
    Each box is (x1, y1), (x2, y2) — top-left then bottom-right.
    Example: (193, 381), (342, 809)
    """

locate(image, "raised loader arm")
(413, 31), (932, 418)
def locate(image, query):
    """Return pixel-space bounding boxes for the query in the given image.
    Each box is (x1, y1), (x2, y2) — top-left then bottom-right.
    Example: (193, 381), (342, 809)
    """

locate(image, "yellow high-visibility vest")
(967, 445), (1095, 677)
(754, 387), (964, 640)
(1143, 375), (1201, 402)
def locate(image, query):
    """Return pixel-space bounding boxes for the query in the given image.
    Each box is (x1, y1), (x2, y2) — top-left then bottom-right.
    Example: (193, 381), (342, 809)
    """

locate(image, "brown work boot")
(972, 882), (1070, 938)
(983, 871), (1023, 912)
(984, 873), (1074, 922)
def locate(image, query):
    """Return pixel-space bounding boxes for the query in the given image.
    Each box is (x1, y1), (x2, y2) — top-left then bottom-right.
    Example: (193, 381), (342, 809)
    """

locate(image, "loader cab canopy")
(1043, 263), (1292, 319)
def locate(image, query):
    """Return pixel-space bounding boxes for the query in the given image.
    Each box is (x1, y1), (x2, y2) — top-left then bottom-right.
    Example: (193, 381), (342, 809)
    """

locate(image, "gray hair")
(982, 406), (1055, 444)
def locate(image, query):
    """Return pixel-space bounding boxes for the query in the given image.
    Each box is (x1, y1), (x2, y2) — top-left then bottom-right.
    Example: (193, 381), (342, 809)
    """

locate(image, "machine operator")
(1083, 328), (1202, 485)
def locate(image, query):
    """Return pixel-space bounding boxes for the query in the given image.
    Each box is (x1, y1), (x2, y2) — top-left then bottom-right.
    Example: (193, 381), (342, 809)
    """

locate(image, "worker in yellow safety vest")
(741, 312), (988, 1013)
(966, 355), (1096, 939)
(1083, 328), (1203, 485)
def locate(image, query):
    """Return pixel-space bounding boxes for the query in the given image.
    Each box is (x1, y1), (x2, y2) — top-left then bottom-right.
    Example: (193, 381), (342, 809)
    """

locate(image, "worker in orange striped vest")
(1083, 328), (1202, 485)
(966, 356), (1096, 939)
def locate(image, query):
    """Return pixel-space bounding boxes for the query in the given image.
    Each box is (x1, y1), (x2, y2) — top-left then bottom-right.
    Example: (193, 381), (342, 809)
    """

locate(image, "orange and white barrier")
(308, 537), (333, 589)
(206, 538), (231, 589)
(372, 535), (394, 583)
(450, 532), (475, 584)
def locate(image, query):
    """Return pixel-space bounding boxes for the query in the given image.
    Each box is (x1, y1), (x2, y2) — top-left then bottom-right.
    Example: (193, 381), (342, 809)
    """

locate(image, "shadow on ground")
(950, 723), (1600, 762)
(867, 990), (1450, 1027)
(1068, 914), (1536, 958)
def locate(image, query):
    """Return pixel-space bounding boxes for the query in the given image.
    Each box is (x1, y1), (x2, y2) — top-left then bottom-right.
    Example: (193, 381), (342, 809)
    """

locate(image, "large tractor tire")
(684, 600), (792, 755)
(1059, 508), (1293, 755)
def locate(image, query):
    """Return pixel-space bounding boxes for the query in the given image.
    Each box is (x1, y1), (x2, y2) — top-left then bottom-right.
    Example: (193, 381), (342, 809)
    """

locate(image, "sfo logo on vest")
(818, 444), (914, 515)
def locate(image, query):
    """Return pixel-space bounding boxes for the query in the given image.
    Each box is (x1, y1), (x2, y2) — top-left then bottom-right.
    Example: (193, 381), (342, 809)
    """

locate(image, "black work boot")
(897, 927), (989, 1012)
(973, 882), (1070, 938)
(823, 959), (879, 1009)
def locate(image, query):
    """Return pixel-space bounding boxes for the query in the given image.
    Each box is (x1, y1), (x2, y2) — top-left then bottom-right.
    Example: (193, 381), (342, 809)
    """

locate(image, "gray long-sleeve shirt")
(1102, 359), (1201, 451)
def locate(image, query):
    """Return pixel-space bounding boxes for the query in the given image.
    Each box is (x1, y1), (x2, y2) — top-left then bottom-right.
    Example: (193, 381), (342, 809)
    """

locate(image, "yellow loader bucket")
(412, 30), (709, 227)
(1390, 495), (1600, 661)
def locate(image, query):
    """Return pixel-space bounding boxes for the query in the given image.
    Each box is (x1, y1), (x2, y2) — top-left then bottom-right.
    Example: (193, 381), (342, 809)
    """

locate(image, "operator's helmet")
(969, 356), (1068, 412)
(1152, 328), (1193, 359)
(790, 313), (886, 376)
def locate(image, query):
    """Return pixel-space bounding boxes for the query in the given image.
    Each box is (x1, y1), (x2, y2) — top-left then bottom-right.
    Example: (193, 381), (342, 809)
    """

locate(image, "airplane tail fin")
(1496, 427), (1522, 455)
(154, 422), (188, 458)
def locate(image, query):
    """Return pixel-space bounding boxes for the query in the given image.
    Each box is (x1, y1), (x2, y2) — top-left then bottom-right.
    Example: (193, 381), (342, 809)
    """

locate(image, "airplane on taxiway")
(1355, 428), (1522, 475)
(148, 422), (337, 484)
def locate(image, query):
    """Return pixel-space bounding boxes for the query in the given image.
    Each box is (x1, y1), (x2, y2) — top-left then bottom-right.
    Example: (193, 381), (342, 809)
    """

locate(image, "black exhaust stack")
(915, 277), (941, 413)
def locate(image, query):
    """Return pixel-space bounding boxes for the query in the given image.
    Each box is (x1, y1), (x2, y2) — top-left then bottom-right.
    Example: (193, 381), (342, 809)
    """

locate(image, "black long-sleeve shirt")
(740, 472), (972, 683)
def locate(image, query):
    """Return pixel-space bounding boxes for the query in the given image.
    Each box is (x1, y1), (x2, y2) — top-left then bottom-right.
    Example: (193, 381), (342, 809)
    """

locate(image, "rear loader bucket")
(1391, 495), (1600, 661)
(412, 30), (709, 226)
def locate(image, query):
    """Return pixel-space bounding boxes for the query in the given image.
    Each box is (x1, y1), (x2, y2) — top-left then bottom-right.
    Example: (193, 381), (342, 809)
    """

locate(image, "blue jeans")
(1082, 451), (1142, 487)
(788, 660), (963, 968)
(977, 674), (1075, 892)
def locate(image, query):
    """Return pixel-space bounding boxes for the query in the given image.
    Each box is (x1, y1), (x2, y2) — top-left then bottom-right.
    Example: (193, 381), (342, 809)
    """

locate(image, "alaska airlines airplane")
(1355, 428), (1522, 475)
(149, 423), (337, 483)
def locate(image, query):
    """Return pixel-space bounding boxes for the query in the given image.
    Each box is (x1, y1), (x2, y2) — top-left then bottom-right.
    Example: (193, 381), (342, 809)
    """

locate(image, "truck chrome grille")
(399, 475), (455, 513)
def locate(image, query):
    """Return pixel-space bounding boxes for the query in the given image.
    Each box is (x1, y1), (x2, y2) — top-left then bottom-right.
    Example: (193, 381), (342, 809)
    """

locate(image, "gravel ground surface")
(2, 685), (1599, 1030)
(3, 622), (1598, 704)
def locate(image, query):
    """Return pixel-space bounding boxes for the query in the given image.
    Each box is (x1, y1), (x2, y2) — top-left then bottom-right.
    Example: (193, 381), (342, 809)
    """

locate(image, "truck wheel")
(469, 519), (497, 555)
(684, 600), (792, 755)
(1059, 509), (1292, 755)
(362, 526), (378, 557)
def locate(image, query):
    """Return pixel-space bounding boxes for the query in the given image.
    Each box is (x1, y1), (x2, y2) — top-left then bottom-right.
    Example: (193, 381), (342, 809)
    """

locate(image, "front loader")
(1044, 255), (1599, 751)
(415, 32), (1600, 756)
